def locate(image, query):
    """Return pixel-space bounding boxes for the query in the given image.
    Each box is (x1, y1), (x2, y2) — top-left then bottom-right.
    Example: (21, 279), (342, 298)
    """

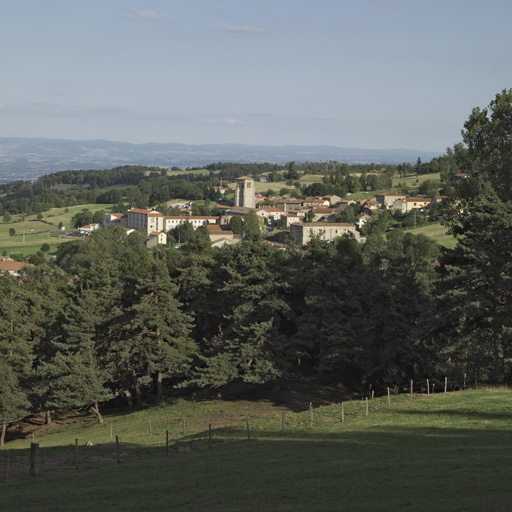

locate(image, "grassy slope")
(2, 389), (511, 511)
(0, 204), (113, 256)
(403, 222), (457, 249)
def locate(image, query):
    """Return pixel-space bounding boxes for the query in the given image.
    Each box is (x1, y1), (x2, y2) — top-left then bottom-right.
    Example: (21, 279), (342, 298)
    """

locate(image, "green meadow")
(0, 204), (113, 257)
(2, 389), (511, 511)
(403, 221), (457, 249)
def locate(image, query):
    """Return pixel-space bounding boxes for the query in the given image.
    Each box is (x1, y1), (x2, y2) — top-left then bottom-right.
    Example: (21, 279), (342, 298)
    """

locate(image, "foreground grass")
(1, 389), (511, 511)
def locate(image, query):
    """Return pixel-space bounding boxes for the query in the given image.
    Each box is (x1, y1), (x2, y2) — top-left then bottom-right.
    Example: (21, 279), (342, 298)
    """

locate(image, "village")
(74, 175), (446, 249)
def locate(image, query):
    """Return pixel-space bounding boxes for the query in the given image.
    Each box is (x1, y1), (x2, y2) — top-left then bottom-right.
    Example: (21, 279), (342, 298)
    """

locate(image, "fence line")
(2, 377), (495, 482)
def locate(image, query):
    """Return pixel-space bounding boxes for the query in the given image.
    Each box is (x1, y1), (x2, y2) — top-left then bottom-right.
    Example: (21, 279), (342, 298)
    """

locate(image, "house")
(205, 224), (242, 245)
(78, 223), (100, 236)
(120, 208), (165, 234)
(393, 197), (432, 213)
(375, 192), (406, 207)
(103, 213), (124, 226)
(255, 206), (285, 225)
(164, 216), (219, 231)
(275, 199), (303, 213)
(0, 257), (35, 276)
(146, 231), (167, 247)
(289, 222), (359, 246)
(310, 208), (336, 222)
(322, 195), (342, 205)
(302, 198), (330, 208)
(355, 213), (371, 229)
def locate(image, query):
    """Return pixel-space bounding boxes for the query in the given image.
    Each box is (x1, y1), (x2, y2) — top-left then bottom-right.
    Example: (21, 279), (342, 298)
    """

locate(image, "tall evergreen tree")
(0, 274), (34, 445)
(436, 196), (512, 384)
(113, 263), (195, 403)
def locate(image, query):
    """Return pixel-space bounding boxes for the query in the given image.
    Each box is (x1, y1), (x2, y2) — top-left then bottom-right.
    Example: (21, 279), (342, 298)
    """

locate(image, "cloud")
(223, 25), (266, 34)
(163, 12), (179, 22)
(120, 10), (160, 20)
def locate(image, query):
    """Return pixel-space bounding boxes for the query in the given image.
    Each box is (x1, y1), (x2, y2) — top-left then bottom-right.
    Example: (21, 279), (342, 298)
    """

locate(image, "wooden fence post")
(410, 380), (413, 398)
(6, 450), (11, 481)
(29, 443), (40, 476)
(341, 402), (345, 423)
(110, 423), (113, 442)
(445, 377), (448, 393)
(365, 397), (369, 417)
(387, 387), (391, 406)
(310, 402), (313, 427)
(427, 379), (430, 396)
(149, 420), (152, 438)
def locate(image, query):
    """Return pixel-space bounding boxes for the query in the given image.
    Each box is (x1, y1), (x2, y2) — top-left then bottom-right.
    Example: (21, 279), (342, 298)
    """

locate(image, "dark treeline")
(191, 162), (285, 182)
(0, 167), (221, 215)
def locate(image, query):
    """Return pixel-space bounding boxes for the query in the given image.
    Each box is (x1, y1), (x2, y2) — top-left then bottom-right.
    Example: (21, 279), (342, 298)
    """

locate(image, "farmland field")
(0, 204), (114, 256)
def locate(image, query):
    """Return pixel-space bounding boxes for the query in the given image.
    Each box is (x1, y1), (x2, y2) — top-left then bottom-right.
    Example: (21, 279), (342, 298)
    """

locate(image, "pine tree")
(0, 274), (34, 445)
(114, 263), (195, 403)
(436, 196), (512, 384)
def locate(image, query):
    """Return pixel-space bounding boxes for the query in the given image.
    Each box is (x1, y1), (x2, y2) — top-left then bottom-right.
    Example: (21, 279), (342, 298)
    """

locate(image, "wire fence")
(0, 378), (498, 482)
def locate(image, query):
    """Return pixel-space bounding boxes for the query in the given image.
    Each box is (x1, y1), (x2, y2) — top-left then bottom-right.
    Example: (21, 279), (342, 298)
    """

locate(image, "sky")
(1, 0), (511, 153)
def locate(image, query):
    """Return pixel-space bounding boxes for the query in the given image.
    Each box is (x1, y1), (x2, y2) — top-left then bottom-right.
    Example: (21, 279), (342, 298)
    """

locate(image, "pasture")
(1, 388), (511, 511)
(0, 204), (113, 257)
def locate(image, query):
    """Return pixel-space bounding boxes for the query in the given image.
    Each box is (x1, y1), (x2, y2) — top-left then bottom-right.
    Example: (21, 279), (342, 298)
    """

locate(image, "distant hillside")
(0, 137), (442, 182)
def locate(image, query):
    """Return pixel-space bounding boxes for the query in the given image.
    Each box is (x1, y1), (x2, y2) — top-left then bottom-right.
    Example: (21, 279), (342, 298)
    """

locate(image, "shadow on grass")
(392, 408), (512, 421)
(2, 425), (512, 512)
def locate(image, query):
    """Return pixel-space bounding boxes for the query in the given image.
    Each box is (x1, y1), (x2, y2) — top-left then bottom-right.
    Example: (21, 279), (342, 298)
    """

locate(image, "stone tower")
(234, 176), (255, 208)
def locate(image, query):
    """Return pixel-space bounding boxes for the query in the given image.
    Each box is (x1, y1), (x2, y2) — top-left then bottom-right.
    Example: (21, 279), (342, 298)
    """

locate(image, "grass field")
(252, 174), (323, 194)
(403, 221), (457, 249)
(2, 388), (511, 511)
(0, 204), (113, 257)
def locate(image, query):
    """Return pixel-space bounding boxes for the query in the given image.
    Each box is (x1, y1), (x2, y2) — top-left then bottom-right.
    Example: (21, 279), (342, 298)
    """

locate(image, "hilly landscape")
(0, 137), (442, 182)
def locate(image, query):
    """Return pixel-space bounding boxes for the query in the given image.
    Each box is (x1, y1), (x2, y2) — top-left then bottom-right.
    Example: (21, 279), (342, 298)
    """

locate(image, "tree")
(71, 209), (93, 229)
(229, 215), (243, 235)
(462, 89), (512, 200)
(9, 228), (15, 237)
(114, 264), (195, 402)
(435, 196), (512, 384)
(0, 275), (34, 445)
(40, 284), (116, 423)
(243, 211), (261, 242)
(3, 212), (11, 223)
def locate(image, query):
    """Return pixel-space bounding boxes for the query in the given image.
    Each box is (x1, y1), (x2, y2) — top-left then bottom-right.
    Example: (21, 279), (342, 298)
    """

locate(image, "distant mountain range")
(0, 137), (443, 182)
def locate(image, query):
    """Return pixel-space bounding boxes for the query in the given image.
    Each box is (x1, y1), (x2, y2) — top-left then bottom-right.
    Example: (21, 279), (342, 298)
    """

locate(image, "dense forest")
(1, 90), (512, 445)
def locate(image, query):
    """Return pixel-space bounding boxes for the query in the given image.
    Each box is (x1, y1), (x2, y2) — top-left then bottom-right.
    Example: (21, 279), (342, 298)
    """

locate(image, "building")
(393, 197), (432, 213)
(289, 222), (359, 246)
(375, 192), (407, 207)
(234, 176), (255, 208)
(163, 216), (219, 231)
(78, 223), (100, 236)
(0, 257), (35, 276)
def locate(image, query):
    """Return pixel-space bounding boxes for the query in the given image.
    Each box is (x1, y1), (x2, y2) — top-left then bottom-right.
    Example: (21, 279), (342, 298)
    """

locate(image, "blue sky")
(1, 0), (511, 152)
